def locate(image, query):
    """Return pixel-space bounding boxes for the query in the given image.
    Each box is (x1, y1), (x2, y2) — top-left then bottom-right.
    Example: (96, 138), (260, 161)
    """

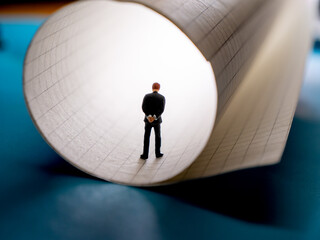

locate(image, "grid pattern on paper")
(24, 0), (213, 185)
(23, 0), (307, 186)
(167, 1), (310, 183)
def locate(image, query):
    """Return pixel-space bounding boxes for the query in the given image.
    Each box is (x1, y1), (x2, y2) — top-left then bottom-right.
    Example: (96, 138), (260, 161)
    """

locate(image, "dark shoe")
(156, 153), (164, 158)
(140, 155), (148, 160)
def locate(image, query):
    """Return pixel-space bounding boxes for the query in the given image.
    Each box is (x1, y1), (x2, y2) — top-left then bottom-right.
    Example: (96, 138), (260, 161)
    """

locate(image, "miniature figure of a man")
(140, 82), (166, 160)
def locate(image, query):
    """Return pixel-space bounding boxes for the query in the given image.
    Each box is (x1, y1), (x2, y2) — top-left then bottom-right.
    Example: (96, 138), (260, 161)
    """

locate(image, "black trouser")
(143, 123), (161, 156)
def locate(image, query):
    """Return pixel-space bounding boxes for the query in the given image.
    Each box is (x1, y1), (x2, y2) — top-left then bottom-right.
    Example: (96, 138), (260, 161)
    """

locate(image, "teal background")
(0, 19), (320, 240)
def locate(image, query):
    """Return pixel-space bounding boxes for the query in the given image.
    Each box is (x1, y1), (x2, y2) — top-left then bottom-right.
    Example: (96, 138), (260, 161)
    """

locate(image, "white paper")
(24, 0), (313, 186)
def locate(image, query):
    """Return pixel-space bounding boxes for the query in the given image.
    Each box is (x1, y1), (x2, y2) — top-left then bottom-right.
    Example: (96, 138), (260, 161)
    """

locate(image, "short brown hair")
(152, 82), (160, 90)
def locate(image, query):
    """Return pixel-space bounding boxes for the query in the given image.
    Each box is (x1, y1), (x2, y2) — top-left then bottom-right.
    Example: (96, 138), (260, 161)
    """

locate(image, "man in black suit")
(140, 82), (166, 160)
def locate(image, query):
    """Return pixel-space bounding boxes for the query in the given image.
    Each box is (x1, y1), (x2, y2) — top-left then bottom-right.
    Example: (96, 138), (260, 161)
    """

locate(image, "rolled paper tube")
(23, 0), (313, 186)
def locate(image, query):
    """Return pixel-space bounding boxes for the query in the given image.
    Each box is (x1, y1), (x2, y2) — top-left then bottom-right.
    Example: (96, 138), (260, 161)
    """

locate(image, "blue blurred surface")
(0, 19), (320, 240)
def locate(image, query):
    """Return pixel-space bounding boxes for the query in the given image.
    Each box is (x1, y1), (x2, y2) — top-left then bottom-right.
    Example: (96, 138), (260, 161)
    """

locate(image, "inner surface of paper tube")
(23, 1), (217, 185)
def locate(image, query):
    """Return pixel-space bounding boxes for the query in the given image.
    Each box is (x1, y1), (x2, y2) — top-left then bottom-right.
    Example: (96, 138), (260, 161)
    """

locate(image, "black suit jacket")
(142, 91), (166, 125)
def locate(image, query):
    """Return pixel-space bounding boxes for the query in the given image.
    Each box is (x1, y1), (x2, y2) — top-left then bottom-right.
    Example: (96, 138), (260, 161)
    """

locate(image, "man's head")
(152, 82), (160, 92)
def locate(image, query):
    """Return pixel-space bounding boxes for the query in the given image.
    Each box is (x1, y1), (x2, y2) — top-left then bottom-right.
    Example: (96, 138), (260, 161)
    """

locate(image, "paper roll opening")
(23, 0), (217, 185)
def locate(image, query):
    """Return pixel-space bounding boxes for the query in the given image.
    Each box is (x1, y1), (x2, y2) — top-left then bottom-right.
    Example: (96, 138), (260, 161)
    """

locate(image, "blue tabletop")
(0, 19), (320, 240)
